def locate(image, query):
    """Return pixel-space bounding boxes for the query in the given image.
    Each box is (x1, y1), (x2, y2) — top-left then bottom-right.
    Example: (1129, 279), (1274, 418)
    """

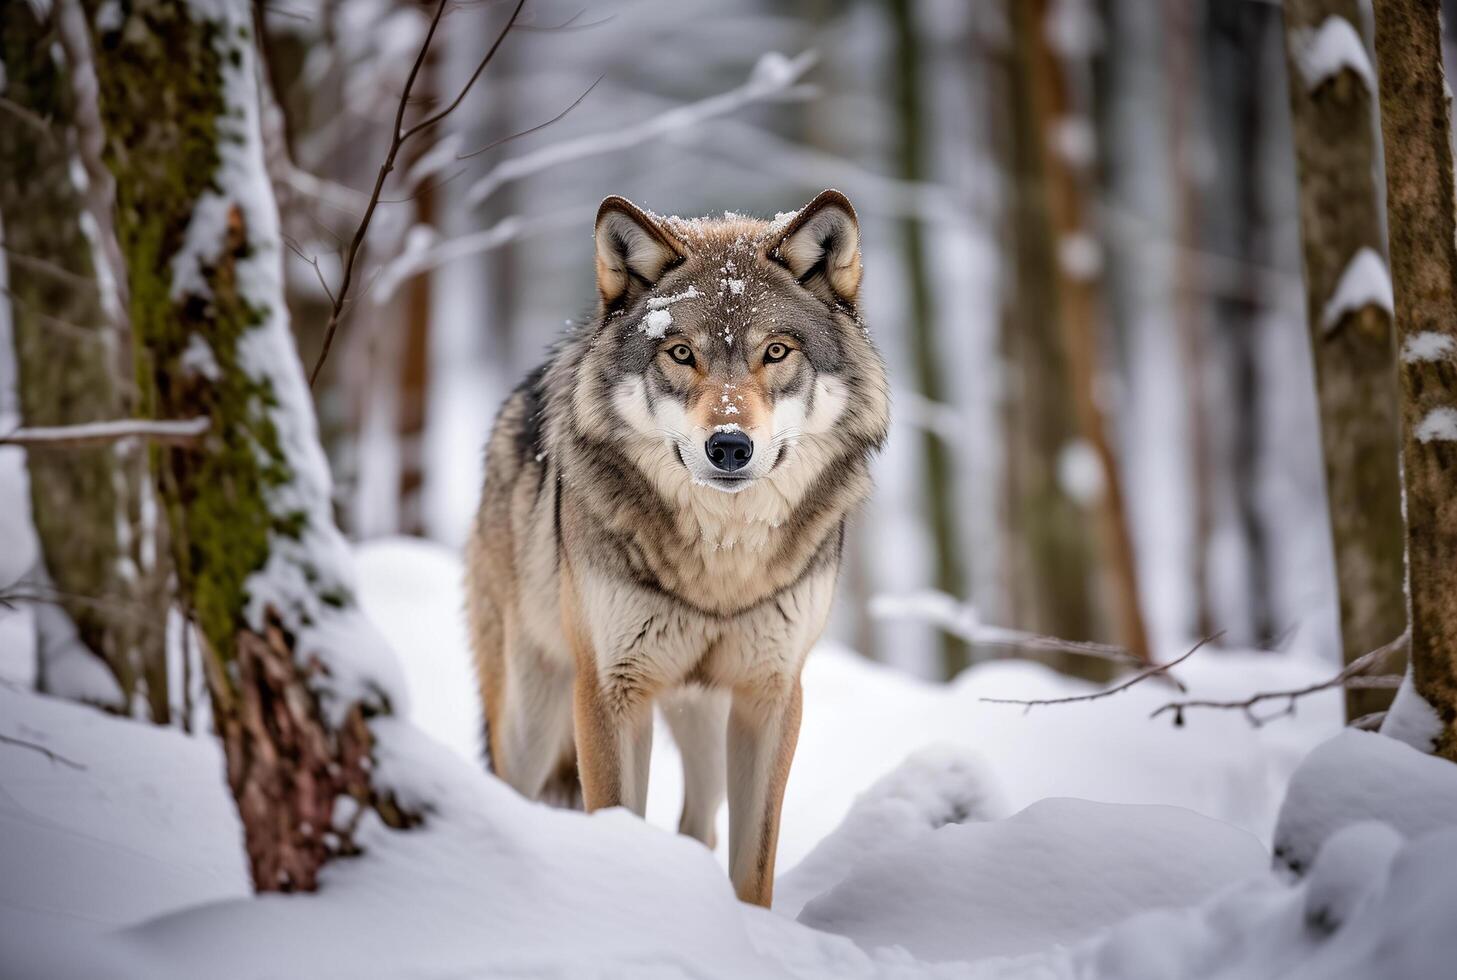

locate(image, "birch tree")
(0, 0), (170, 719)
(1371, 0), (1457, 760)
(85, 0), (419, 888)
(1283, 0), (1407, 721)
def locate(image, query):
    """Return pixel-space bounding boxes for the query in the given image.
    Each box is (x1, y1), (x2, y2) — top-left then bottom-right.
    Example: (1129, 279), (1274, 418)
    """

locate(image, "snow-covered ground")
(2, 536), (1455, 978)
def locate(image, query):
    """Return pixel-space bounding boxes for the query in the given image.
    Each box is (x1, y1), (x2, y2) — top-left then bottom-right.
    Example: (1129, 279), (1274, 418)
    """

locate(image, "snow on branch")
(978, 634), (1223, 711)
(0, 417), (210, 449)
(1150, 631), (1408, 729)
(370, 53), (820, 294)
(463, 51), (820, 209)
(1321, 247), (1393, 334)
(869, 590), (1145, 666)
(1291, 15), (1377, 93)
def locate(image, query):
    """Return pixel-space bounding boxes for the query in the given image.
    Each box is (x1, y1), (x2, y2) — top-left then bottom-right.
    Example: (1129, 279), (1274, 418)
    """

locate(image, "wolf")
(465, 189), (888, 906)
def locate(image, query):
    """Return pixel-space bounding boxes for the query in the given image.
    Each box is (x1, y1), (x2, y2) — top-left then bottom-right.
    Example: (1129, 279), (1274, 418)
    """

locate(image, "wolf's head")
(572, 190), (888, 509)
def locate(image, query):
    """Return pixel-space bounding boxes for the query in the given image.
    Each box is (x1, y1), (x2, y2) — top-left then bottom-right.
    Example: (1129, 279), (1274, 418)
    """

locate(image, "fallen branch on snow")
(0, 733), (86, 771)
(979, 633), (1223, 712)
(0, 417), (209, 449)
(1150, 631), (1408, 729)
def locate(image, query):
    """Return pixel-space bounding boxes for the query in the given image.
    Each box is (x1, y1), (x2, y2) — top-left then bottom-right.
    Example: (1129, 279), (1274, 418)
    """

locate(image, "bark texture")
(1372, 0), (1457, 759)
(1284, 0), (1408, 720)
(86, 0), (416, 888)
(0, 1), (169, 719)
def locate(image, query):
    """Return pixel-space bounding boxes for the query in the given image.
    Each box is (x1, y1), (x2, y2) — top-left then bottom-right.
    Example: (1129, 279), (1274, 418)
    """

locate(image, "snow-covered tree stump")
(86, 0), (419, 888)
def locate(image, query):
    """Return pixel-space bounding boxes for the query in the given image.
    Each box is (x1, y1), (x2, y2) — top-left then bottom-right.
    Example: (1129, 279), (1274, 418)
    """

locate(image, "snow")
(641, 308), (674, 338)
(1056, 231), (1102, 280)
(464, 51), (818, 209)
(1413, 405), (1457, 442)
(1075, 827), (1457, 980)
(1272, 728), (1457, 874)
(646, 285), (701, 309)
(1291, 16), (1376, 94)
(773, 745), (1007, 919)
(1380, 666), (1446, 750)
(1399, 331), (1455, 363)
(1319, 247), (1393, 333)
(1056, 437), (1104, 506)
(802, 797), (1266, 963)
(4, 538), (1457, 978)
(164, 0), (408, 726)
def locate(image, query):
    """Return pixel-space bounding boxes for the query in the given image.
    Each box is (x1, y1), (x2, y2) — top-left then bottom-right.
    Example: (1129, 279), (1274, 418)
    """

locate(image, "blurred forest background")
(13, 0), (1457, 722)
(261, 0), (1345, 680)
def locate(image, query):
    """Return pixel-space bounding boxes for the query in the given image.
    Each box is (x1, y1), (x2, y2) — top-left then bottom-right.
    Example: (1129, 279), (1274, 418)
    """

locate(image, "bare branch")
(308, 0), (526, 388)
(464, 51), (819, 209)
(402, 0), (528, 142)
(0, 417), (209, 449)
(457, 74), (604, 160)
(1150, 631), (1410, 728)
(869, 590), (1147, 667)
(0, 733), (86, 770)
(979, 633), (1223, 712)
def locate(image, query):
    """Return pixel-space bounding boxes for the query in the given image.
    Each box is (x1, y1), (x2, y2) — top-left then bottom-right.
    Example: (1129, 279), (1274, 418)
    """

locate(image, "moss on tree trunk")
(0, 1), (169, 719)
(87, 0), (416, 889)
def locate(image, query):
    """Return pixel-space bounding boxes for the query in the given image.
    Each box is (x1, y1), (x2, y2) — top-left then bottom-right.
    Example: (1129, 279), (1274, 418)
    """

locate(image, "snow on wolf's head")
(577, 191), (888, 506)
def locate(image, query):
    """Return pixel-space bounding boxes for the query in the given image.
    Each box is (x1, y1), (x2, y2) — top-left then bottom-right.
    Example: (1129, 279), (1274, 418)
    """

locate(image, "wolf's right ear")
(594, 197), (687, 311)
(767, 189), (862, 310)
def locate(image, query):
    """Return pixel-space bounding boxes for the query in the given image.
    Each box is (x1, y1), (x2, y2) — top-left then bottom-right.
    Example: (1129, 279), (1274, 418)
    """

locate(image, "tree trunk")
(0, 0), (170, 720)
(86, 0), (419, 888)
(1371, 0), (1457, 759)
(1284, 0), (1408, 720)
(1025, 0), (1151, 664)
(889, 0), (969, 677)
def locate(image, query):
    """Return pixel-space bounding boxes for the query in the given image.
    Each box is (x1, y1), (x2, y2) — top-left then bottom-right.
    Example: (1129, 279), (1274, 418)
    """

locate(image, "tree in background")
(1023, 0), (1150, 664)
(888, 0), (968, 676)
(1283, 0), (1407, 721)
(86, 0), (419, 888)
(995, 0), (1101, 663)
(0, 0), (170, 720)
(1372, 0), (1457, 760)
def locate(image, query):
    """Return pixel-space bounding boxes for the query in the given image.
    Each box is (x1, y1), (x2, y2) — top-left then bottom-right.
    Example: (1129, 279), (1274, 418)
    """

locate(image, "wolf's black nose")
(706, 430), (753, 472)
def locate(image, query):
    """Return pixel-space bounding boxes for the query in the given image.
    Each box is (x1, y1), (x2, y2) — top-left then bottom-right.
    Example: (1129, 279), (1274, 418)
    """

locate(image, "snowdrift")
(3, 537), (1456, 978)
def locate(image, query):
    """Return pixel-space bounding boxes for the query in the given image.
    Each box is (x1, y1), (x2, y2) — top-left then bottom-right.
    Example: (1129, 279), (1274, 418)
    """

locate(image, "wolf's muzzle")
(706, 430), (753, 472)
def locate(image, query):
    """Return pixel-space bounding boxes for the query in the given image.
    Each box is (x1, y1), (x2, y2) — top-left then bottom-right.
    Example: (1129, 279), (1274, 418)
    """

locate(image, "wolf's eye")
(764, 342), (791, 364)
(668, 344), (696, 366)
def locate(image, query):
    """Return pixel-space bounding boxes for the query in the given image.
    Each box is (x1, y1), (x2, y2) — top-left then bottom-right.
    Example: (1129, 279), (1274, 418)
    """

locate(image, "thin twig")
(1150, 631), (1409, 728)
(0, 417), (209, 449)
(980, 633), (1223, 712)
(0, 733), (86, 771)
(307, 0), (526, 388)
(457, 74), (604, 160)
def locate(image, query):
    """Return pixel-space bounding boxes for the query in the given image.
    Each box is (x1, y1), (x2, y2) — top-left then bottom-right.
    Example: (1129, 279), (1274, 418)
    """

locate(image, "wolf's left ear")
(595, 196), (687, 311)
(768, 189), (862, 309)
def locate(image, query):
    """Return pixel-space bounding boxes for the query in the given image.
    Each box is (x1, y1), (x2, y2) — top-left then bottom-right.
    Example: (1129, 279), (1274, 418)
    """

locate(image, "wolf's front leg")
(572, 657), (655, 816)
(726, 678), (803, 907)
